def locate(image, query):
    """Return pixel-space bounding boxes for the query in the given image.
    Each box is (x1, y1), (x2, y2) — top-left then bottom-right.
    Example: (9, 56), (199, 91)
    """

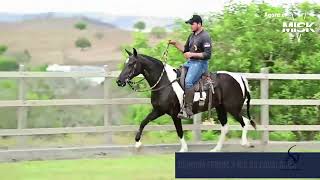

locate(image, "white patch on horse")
(194, 92), (206, 102)
(242, 76), (251, 92)
(179, 137), (188, 152)
(164, 65), (208, 104)
(164, 64), (184, 106)
(135, 140), (142, 149)
(217, 71), (250, 97)
(125, 58), (129, 64)
(241, 117), (251, 147)
(210, 124), (228, 152)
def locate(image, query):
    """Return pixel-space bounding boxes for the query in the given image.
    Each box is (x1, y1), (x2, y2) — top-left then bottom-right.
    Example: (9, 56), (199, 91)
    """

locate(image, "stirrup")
(199, 98), (205, 106)
(177, 109), (193, 119)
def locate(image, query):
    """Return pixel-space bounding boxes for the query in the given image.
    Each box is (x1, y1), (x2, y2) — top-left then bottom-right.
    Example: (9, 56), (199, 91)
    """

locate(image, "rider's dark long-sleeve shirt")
(183, 29), (212, 60)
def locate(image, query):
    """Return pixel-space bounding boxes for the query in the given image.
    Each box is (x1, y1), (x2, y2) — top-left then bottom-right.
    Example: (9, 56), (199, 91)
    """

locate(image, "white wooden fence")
(0, 65), (320, 147)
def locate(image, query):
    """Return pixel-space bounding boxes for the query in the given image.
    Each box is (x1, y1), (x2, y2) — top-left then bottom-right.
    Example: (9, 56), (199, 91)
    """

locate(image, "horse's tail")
(241, 76), (256, 129)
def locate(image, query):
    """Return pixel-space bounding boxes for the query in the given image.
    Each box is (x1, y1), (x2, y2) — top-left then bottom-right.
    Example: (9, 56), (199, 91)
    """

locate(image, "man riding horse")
(169, 14), (212, 119)
(116, 14), (256, 152)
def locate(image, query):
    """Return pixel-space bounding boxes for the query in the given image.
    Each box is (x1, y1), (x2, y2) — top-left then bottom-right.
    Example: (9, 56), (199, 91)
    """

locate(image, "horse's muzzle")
(116, 79), (126, 87)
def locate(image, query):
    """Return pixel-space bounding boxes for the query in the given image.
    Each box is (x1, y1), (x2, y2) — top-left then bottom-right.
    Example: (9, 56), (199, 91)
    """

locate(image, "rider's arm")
(169, 34), (191, 53)
(190, 52), (204, 59)
(174, 42), (186, 53)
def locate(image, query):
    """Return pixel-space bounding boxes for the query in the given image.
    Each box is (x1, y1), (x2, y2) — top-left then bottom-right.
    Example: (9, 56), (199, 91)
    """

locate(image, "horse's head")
(116, 48), (143, 87)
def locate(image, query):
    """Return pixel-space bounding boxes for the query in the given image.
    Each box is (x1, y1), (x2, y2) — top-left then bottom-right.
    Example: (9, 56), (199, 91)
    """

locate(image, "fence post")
(104, 65), (113, 144)
(260, 67), (269, 145)
(17, 64), (27, 147)
(193, 113), (202, 142)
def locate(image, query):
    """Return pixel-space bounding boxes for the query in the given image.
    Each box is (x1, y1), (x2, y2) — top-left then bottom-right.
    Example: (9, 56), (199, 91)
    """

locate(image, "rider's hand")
(168, 40), (177, 46)
(184, 52), (192, 59)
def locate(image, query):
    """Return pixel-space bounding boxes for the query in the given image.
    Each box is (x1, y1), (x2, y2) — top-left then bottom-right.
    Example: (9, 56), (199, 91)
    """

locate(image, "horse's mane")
(139, 54), (164, 67)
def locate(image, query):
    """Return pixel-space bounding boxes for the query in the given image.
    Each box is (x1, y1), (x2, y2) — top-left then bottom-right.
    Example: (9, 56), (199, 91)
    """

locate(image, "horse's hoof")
(241, 142), (254, 148)
(135, 141), (142, 149)
(179, 148), (188, 152)
(249, 144), (255, 148)
(210, 148), (221, 152)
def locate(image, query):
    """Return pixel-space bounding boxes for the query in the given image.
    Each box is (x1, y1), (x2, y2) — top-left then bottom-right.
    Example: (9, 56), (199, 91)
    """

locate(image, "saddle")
(174, 65), (218, 105)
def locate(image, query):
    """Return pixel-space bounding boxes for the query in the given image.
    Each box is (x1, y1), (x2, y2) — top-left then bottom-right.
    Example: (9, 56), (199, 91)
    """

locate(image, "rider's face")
(191, 22), (201, 32)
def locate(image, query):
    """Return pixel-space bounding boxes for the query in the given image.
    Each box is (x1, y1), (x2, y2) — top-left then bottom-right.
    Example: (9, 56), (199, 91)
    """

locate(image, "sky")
(0, 0), (319, 18)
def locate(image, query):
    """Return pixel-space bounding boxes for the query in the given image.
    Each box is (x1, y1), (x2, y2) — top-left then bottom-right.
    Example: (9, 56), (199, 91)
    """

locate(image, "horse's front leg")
(135, 109), (164, 149)
(172, 116), (188, 152)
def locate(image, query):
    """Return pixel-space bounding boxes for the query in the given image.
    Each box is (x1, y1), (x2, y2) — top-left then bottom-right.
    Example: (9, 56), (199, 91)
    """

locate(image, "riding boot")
(177, 87), (195, 119)
(185, 87), (195, 116)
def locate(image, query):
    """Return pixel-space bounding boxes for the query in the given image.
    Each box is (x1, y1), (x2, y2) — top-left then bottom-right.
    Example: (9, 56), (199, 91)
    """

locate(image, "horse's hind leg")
(135, 109), (164, 149)
(241, 116), (254, 148)
(229, 110), (254, 148)
(172, 116), (188, 152)
(210, 105), (228, 152)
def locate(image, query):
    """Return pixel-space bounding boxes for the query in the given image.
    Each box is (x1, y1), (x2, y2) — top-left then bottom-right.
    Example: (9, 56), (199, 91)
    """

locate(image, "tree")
(0, 56), (18, 71)
(74, 22), (87, 30)
(75, 37), (91, 51)
(0, 45), (7, 55)
(0, 45), (18, 71)
(133, 21), (146, 31)
(150, 26), (166, 38)
(122, 2), (320, 141)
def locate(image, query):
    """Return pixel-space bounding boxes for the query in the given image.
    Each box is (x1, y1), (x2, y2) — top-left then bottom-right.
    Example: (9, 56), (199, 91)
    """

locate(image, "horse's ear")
(125, 49), (132, 56)
(133, 48), (138, 57)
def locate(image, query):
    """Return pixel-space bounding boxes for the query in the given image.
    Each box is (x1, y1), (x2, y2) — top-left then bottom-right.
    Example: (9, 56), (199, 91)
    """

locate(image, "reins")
(127, 43), (179, 92)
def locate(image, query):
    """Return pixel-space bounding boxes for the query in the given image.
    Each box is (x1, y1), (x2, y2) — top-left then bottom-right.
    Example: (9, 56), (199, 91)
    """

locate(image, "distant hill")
(0, 12), (176, 31)
(0, 17), (133, 70)
(0, 13), (174, 70)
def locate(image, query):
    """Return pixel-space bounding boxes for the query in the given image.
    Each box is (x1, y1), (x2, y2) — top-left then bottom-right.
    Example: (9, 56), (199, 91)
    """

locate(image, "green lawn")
(0, 154), (319, 180)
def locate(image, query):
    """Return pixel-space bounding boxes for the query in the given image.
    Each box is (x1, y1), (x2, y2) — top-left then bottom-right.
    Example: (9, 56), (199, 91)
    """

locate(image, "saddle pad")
(194, 92), (206, 102)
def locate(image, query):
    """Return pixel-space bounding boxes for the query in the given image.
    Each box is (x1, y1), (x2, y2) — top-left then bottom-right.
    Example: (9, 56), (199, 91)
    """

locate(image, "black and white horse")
(116, 48), (256, 152)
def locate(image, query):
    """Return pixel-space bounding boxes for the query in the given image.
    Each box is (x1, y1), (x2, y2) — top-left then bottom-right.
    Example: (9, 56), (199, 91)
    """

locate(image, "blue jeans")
(183, 59), (209, 89)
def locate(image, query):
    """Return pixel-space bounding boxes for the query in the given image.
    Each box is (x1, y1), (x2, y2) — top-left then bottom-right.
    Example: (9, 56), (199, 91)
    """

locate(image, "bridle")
(127, 43), (179, 92)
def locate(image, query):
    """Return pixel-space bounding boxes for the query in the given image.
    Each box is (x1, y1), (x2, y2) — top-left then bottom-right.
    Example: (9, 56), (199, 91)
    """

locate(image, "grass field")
(0, 154), (319, 180)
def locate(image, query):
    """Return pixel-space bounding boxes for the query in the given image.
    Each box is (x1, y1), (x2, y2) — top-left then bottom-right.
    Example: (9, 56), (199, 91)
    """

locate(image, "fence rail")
(1, 70), (320, 79)
(0, 66), (319, 147)
(0, 125), (320, 136)
(1, 99), (320, 107)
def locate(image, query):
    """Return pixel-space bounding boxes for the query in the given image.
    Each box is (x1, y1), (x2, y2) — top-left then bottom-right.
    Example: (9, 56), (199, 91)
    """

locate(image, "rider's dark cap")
(185, 15), (202, 25)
